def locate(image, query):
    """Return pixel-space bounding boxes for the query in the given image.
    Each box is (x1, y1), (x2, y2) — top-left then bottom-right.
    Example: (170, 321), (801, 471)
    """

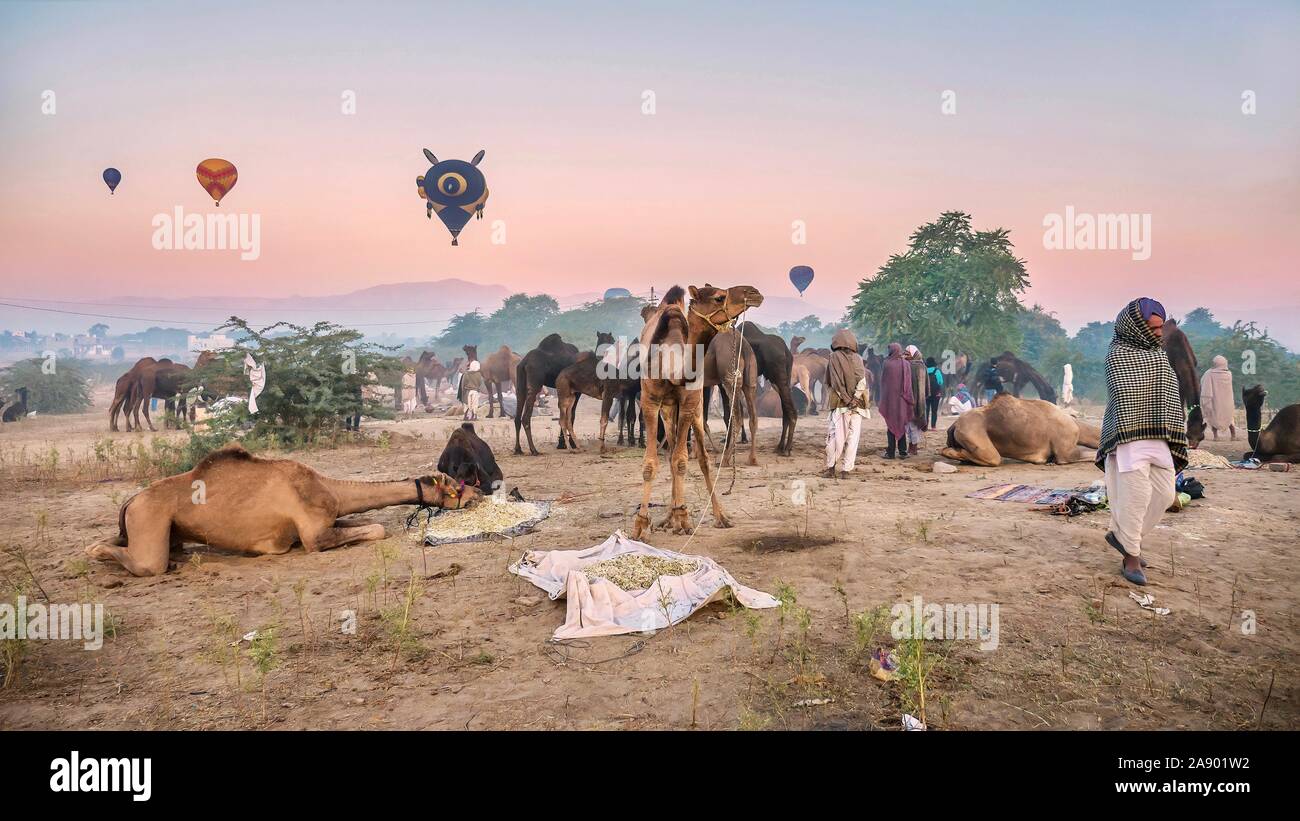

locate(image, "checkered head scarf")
(1096, 299), (1188, 472)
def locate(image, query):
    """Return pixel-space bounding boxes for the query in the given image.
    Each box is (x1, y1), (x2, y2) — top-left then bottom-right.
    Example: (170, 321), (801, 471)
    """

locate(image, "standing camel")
(741, 323), (797, 456)
(481, 345), (522, 418)
(513, 333), (582, 455)
(109, 357), (157, 432)
(632, 283), (762, 540)
(1162, 320), (1206, 448)
(791, 336), (829, 415)
(702, 328), (760, 466)
(555, 332), (618, 451)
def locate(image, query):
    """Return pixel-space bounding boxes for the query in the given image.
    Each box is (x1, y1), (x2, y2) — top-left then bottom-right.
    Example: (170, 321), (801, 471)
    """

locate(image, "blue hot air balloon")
(102, 167), (122, 195)
(789, 265), (814, 296)
(415, 148), (489, 245)
(603, 287), (632, 300)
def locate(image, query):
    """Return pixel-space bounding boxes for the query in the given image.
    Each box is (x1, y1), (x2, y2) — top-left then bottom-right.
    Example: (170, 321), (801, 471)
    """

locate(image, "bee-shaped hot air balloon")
(416, 149), (488, 246)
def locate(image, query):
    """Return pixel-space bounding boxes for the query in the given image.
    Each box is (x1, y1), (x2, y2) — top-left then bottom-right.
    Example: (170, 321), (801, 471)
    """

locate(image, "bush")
(188, 317), (403, 446)
(0, 357), (91, 414)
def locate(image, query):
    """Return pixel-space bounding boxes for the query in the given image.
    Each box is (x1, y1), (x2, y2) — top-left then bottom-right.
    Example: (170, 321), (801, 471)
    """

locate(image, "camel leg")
(692, 409), (732, 529)
(522, 389), (543, 456)
(557, 394), (579, 449)
(718, 386), (735, 467)
(598, 391), (614, 454)
(777, 380), (796, 456)
(939, 430), (1002, 466)
(514, 384), (539, 455)
(301, 523), (386, 553)
(667, 403), (694, 534)
(632, 394), (663, 540)
(745, 382), (759, 466)
(85, 507), (171, 577)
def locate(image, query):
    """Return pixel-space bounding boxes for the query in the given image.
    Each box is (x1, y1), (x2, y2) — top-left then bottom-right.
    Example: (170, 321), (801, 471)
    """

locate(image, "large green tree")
(847, 211), (1028, 358)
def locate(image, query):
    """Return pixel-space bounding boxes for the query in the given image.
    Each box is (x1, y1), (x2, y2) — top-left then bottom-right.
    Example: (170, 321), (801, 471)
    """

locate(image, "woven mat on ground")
(415, 498), (553, 546)
(967, 484), (1062, 503)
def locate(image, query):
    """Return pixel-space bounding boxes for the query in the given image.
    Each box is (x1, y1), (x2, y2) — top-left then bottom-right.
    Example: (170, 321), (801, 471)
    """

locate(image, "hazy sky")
(1, 0), (1297, 336)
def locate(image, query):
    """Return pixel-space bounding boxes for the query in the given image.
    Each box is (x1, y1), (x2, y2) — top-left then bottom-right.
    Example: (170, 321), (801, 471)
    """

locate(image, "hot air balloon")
(196, 158), (238, 206)
(102, 168), (122, 195)
(604, 287), (632, 300)
(416, 149), (488, 246)
(789, 265), (814, 296)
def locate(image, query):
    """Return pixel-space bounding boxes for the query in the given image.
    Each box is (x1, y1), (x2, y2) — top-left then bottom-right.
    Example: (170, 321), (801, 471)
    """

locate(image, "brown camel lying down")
(939, 394), (1100, 467)
(86, 444), (482, 576)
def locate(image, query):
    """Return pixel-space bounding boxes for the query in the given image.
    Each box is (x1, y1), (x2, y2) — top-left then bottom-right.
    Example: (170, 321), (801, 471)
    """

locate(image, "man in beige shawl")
(823, 329), (869, 479)
(1199, 355), (1236, 440)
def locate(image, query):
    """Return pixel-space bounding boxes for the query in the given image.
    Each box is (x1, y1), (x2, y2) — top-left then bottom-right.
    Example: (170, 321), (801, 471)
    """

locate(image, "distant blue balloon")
(603, 287), (632, 300)
(102, 167), (121, 195)
(789, 265), (814, 295)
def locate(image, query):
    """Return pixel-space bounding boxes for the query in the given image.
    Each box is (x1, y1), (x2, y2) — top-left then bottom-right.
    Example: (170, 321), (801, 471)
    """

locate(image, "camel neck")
(323, 477), (421, 515)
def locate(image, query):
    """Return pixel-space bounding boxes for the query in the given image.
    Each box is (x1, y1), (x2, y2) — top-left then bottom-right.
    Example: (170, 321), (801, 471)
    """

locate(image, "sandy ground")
(0, 387), (1295, 730)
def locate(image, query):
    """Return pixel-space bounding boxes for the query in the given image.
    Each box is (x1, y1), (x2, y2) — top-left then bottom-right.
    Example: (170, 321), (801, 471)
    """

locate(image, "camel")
(555, 332), (618, 451)
(756, 383), (807, 417)
(790, 336), (829, 415)
(1162, 320), (1206, 448)
(109, 357), (158, 431)
(1243, 385), (1300, 463)
(741, 324), (797, 456)
(701, 329), (760, 466)
(85, 443), (482, 577)
(466, 344), (522, 418)
(121, 358), (191, 431)
(514, 333), (582, 455)
(632, 283), (762, 539)
(404, 352), (459, 407)
(939, 394), (1101, 467)
(2, 387), (28, 423)
(860, 345), (885, 404)
(982, 352), (1057, 404)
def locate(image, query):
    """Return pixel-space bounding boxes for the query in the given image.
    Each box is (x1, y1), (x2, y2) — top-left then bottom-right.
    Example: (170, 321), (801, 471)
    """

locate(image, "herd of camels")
(78, 281), (1299, 575)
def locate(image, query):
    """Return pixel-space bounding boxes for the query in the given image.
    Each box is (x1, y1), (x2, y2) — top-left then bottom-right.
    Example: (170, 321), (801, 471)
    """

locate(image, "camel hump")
(192, 442), (254, 473)
(651, 306), (689, 345)
(538, 333), (567, 351)
(660, 285), (686, 308)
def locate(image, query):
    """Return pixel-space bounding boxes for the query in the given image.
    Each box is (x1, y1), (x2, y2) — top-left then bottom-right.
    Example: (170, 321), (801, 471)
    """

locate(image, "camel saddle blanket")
(509, 531), (779, 640)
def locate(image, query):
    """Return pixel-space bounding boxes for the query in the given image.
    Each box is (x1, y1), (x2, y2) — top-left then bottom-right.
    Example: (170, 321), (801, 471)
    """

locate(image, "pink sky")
(1, 1), (1297, 335)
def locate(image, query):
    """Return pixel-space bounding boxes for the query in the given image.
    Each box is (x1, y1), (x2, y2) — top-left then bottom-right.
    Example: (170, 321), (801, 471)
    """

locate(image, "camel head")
(790, 335), (806, 353)
(688, 284), (763, 330)
(416, 474), (484, 510)
(1243, 384), (1267, 411)
(596, 331), (615, 350)
(463, 344), (478, 362)
(640, 304), (657, 322)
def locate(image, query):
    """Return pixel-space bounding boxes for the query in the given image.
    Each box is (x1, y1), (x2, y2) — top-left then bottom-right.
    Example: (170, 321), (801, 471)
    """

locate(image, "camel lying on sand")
(86, 444), (482, 576)
(939, 394), (1101, 467)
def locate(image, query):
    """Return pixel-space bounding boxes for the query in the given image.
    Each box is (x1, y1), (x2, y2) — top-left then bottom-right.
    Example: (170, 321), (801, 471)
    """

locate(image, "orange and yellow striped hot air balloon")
(195, 158), (237, 206)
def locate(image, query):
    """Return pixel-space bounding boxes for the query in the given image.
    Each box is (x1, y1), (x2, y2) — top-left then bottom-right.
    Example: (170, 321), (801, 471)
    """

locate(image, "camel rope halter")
(690, 304), (736, 332)
(406, 478), (441, 530)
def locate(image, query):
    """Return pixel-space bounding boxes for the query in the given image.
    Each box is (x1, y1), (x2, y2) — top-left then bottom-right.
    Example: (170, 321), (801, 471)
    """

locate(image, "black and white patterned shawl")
(1096, 300), (1188, 472)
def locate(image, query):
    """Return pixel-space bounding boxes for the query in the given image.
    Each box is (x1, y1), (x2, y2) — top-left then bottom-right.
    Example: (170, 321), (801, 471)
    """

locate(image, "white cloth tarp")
(510, 531), (779, 639)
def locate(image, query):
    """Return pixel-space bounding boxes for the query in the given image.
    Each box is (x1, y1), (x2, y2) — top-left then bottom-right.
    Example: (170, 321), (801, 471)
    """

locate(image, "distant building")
(189, 333), (234, 352)
(73, 335), (112, 359)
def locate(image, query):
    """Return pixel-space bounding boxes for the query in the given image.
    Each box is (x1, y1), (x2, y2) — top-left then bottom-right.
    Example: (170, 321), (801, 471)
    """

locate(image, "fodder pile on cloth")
(415, 496), (552, 546)
(583, 555), (700, 591)
(510, 531), (778, 639)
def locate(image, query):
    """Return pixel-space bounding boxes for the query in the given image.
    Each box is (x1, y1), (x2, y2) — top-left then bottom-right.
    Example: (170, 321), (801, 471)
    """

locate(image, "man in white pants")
(822, 329), (869, 479)
(1094, 298), (1188, 586)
